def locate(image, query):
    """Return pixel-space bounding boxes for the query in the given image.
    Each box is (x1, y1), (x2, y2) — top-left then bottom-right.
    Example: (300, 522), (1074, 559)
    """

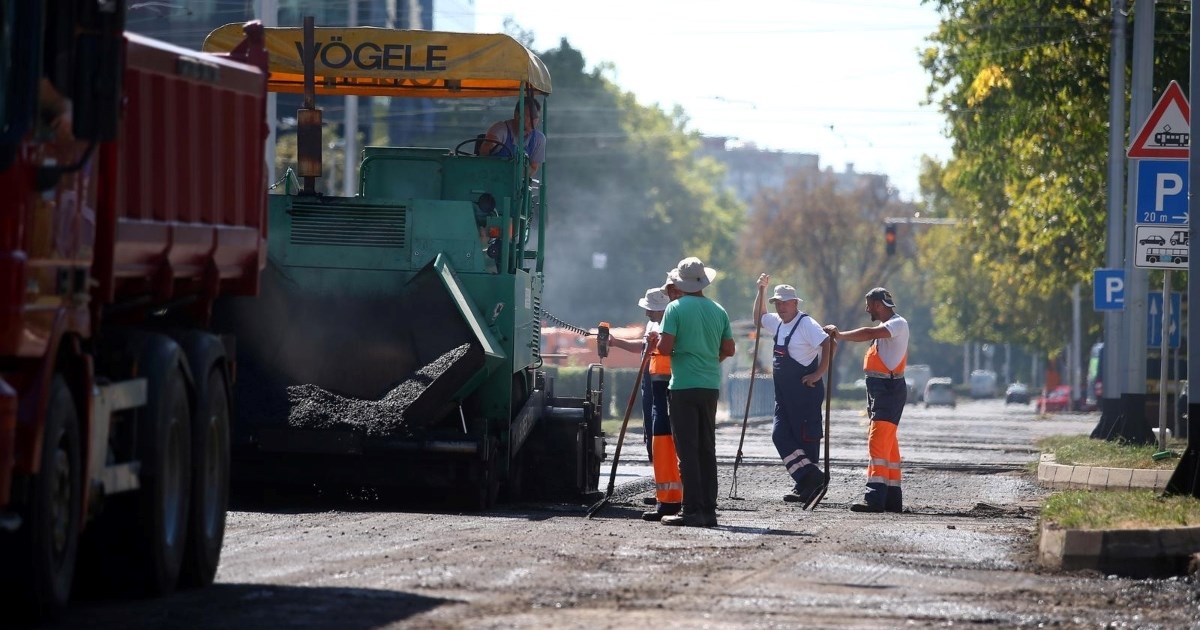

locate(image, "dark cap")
(865, 287), (895, 308)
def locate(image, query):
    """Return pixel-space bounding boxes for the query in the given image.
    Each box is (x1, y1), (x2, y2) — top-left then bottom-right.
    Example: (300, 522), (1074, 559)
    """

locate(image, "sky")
(470, 0), (952, 201)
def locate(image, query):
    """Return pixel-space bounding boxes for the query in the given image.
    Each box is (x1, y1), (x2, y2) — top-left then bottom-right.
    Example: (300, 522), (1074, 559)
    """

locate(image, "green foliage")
(1043, 490), (1200, 529)
(738, 169), (908, 334)
(533, 40), (746, 325)
(919, 0), (1191, 353)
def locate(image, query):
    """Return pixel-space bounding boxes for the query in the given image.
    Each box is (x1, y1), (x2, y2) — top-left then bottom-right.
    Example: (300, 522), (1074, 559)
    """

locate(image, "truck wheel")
(136, 360), (192, 595)
(180, 364), (230, 587)
(7, 376), (82, 618)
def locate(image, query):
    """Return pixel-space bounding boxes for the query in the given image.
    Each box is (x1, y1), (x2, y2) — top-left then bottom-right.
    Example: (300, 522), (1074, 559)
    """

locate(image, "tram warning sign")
(1128, 80), (1190, 160)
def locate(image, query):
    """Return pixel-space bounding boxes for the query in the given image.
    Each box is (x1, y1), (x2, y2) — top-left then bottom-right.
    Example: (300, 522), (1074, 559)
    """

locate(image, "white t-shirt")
(760, 312), (828, 367)
(644, 319), (661, 348)
(876, 314), (910, 371)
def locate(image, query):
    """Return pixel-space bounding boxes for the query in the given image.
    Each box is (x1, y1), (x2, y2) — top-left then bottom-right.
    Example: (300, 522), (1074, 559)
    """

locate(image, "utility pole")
(1164, 0), (1200, 498)
(1118, 0), (1156, 443)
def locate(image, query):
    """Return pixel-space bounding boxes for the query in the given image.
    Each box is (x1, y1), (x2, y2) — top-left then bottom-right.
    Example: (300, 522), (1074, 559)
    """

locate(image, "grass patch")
(1043, 489), (1200, 529)
(1037, 434), (1185, 470)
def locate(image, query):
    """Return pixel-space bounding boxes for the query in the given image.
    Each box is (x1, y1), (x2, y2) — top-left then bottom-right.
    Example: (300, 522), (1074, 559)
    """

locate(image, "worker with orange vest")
(607, 286), (684, 520)
(824, 287), (909, 513)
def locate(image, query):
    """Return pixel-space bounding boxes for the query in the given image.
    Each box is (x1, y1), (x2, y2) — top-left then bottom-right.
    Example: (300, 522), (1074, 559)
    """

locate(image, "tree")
(738, 168), (910, 338)
(533, 39), (744, 325)
(919, 0), (1190, 354)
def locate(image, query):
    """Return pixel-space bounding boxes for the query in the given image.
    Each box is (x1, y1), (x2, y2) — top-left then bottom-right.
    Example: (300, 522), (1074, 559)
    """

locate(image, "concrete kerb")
(1039, 522), (1200, 577)
(1036, 454), (1168, 491)
(1036, 454), (1200, 576)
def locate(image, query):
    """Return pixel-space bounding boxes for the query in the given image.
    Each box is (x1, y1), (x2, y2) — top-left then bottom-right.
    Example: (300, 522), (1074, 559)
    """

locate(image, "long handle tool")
(728, 285), (766, 499)
(805, 342), (836, 511)
(586, 349), (652, 518)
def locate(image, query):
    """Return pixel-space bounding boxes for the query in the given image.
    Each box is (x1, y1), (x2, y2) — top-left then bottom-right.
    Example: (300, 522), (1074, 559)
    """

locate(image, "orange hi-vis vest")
(649, 349), (671, 377)
(863, 339), (906, 377)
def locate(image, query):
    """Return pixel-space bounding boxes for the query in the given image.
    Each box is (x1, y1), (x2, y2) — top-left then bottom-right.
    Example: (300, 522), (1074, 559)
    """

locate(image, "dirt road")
(52, 399), (1200, 629)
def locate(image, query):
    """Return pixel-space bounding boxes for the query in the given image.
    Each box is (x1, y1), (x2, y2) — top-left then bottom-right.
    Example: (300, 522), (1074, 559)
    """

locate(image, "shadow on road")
(46, 583), (454, 630)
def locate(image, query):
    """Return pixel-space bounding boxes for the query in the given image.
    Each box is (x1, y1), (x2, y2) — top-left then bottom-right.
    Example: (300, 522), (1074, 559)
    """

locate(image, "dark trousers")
(641, 372), (653, 460)
(668, 388), (719, 517)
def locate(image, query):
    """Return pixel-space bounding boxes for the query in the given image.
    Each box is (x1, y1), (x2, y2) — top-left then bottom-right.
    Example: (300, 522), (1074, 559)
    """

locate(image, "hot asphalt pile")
(287, 343), (472, 436)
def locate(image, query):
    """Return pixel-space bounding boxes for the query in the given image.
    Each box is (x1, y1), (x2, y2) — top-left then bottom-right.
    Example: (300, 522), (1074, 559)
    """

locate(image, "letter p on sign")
(1094, 268), (1125, 311)
(1156, 172), (1184, 211)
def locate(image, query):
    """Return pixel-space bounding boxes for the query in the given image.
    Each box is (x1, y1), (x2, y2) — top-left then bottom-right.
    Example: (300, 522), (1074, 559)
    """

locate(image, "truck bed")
(92, 32), (267, 311)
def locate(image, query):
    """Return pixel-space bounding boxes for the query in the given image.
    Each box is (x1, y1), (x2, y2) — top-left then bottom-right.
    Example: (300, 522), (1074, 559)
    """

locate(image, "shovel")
(586, 349), (652, 518)
(728, 285), (766, 499)
(805, 341), (835, 511)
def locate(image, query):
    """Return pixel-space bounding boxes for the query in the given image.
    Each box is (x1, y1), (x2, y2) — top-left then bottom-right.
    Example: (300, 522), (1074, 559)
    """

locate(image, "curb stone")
(1039, 521), (1200, 577)
(1036, 454), (1200, 576)
(1036, 453), (1172, 491)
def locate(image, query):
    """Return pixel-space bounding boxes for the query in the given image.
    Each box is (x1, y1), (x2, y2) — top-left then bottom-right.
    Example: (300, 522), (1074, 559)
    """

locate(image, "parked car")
(924, 377), (957, 408)
(1036, 385), (1073, 413)
(1005, 382), (1031, 404)
(907, 364), (933, 401)
(969, 369), (998, 398)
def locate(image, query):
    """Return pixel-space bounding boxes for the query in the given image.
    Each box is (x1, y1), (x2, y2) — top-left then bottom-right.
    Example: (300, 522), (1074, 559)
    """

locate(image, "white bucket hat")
(637, 287), (670, 311)
(667, 257), (716, 293)
(768, 284), (802, 304)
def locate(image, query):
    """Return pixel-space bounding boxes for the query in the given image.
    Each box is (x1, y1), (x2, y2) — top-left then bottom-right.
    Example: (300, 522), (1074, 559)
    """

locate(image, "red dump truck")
(0, 3), (268, 617)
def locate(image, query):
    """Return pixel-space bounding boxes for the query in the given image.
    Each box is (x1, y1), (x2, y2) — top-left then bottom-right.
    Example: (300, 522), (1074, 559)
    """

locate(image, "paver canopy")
(204, 25), (551, 98)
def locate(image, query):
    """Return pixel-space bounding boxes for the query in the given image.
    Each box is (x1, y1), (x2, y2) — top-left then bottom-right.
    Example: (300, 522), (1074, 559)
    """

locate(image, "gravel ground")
(46, 399), (1200, 629)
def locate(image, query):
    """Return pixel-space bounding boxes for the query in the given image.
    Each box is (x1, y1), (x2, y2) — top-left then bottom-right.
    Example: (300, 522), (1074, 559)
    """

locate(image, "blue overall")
(771, 314), (824, 488)
(641, 368), (654, 461)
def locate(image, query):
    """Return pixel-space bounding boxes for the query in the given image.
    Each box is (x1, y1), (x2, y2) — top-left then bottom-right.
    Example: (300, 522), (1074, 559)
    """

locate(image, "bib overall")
(771, 314), (824, 489)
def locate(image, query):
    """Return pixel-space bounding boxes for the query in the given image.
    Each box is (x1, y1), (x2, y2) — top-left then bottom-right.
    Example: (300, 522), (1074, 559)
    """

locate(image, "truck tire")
(135, 352), (193, 595)
(5, 376), (82, 619)
(179, 364), (230, 587)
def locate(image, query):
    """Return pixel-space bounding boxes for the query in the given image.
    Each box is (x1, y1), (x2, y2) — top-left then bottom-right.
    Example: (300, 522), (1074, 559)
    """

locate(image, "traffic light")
(885, 224), (897, 256)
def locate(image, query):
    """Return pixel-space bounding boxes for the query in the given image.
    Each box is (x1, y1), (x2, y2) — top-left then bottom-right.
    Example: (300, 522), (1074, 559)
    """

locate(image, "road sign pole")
(1159, 271), (1171, 452)
(1165, 0), (1199, 497)
(1096, 0), (1127, 442)
(1121, 1), (1156, 432)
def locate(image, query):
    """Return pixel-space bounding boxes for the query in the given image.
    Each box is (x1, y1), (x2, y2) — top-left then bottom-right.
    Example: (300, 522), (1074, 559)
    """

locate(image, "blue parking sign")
(1093, 269), (1125, 311)
(1136, 160), (1189, 225)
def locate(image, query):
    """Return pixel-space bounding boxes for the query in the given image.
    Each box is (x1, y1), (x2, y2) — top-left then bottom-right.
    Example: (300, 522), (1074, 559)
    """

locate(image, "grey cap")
(865, 287), (896, 308)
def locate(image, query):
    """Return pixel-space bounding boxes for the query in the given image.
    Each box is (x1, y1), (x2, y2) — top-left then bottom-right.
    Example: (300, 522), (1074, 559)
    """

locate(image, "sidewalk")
(1036, 453), (1200, 577)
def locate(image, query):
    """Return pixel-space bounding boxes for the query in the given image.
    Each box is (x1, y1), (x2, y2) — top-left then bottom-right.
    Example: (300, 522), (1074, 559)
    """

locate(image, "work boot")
(642, 496), (657, 505)
(661, 512), (709, 527)
(885, 487), (903, 513)
(849, 502), (884, 513)
(784, 473), (824, 504)
(641, 502), (680, 521)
